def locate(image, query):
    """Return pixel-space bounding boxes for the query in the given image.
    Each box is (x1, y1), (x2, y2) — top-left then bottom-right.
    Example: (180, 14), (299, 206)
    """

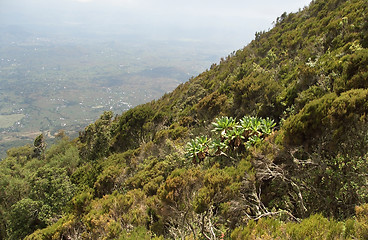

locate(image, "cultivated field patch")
(0, 114), (24, 128)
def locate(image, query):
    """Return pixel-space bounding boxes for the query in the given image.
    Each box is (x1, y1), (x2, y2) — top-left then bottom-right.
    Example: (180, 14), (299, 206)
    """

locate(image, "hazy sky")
(0, 0), (312, 47)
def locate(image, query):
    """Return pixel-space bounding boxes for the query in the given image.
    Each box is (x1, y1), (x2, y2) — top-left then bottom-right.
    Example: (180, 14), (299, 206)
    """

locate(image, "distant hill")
(1, 0), (368, 239)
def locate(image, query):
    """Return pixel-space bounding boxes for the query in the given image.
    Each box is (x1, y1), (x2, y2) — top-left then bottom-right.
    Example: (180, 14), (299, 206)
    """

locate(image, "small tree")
(33, 134), (46, 159)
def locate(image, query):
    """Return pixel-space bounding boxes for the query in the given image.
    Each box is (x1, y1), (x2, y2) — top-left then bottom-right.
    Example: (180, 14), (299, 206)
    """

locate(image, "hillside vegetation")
(1, 0), (368, 239)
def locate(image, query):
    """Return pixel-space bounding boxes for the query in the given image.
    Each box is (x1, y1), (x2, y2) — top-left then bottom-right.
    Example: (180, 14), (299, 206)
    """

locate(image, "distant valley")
(0, 27), (230, 157)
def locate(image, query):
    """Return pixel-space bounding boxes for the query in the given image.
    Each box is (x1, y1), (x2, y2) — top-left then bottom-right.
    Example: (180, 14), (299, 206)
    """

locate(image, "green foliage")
(112, 105), (155, 152)
(355, 204), (368, 239)
(125, 157), (172, 196)
(210, 138), (229, 155)
(33, 134), (46, 159)
(29, 166), (75, 222)
(78, 111), (115, 160)
(6, 144), (34, 162)
(212, 116), (238, 135)
(118, 226), (162, 240)
(80, 189), (149, 239)
(94, 165), (126, 197)
(233, 74), (283, 118)
(231, 218), (283, 240)
(301, 153), (368, 219)
(2, 0), (368, 239)
(71, 189), (93, 215)
(185, 136), (210, 163)
(282, 92), (336, 145)
(70, 162), (99, 190)
(193, 165), (238, 214)
(196, 91), (229, 119)
(260, 117), (276, 135)
(295, 86), (326, 111)
(185, 116), (276, 163)
(0, 166), (29, 209)
(283, 89), (368, 146)
(230, 214), (361, 240)
(286, 214), (344, 240)
(154, 123), (188, 143)
(334, 48), (368, 93)
(7, 198), (45, 240)
(158, 167), (202, 205)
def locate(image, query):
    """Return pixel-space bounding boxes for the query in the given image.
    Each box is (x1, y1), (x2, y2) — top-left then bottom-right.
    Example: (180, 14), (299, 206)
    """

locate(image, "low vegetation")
(1, 0), (368, 239)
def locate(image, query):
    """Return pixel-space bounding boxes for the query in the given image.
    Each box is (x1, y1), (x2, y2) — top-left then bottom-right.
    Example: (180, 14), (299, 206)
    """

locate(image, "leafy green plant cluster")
(185, 116), (276, 163)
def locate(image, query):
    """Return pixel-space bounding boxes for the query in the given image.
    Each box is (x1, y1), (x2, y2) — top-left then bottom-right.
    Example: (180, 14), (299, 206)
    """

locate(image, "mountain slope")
(1, 0), (368, 239)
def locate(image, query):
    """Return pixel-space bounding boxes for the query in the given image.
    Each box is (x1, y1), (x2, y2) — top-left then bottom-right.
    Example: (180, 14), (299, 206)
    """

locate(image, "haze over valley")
(0, 32), (228, 155)
(0, 0), (311, 156)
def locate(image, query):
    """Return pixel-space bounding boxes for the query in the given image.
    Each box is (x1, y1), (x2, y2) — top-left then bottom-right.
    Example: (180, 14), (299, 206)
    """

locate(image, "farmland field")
(0, 114), (24, 128)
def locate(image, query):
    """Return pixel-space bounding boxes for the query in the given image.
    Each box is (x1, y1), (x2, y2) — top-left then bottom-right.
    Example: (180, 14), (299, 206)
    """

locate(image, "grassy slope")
(1, 0), (368, 239)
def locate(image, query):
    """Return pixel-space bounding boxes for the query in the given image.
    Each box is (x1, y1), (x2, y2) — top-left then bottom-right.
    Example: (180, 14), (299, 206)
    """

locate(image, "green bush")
(283, 89), (368, 146)
(7, 198), (45, 240)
